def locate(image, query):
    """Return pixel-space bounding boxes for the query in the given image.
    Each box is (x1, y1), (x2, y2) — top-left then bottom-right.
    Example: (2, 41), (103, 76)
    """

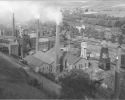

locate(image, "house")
(62, 53), (89, 72)
(34, 50), (55, 73)
(24, 48), (63, 73)
(24, 52), (54, 73)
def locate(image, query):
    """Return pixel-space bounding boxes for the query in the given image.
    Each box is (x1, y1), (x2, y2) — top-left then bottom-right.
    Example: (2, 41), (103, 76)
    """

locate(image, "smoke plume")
(0, 1), (63, 27)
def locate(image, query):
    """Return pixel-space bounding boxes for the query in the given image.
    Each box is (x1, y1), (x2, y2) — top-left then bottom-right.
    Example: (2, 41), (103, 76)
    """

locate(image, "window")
(43, 67), (44, 72)
(79, 64), (80, 69)
(79, 64), (82, 69)
(48, 66), (51, 72)
(75, 66), (76, 69)
(49, 66), (52, 72)
(65, 59), (67, 69)
(80, 64), (83, 68)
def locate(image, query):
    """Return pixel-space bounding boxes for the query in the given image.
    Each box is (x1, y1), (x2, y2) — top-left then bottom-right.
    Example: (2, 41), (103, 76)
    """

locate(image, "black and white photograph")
(0, 0), (125, 99)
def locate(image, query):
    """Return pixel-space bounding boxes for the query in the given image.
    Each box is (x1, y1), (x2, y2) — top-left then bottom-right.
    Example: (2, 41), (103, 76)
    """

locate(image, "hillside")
(0, 53), (48, 99)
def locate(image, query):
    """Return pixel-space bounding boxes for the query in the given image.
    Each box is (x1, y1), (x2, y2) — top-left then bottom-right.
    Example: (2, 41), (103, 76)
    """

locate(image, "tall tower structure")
(36, 18), (39, 52)
(12, 13), (15, 37)
(55, 25), (61, 73)
(81, 41), (87, 59)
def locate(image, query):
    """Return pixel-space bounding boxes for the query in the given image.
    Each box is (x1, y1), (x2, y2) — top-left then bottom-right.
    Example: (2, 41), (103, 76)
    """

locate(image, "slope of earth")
(0, 53), (48, 99)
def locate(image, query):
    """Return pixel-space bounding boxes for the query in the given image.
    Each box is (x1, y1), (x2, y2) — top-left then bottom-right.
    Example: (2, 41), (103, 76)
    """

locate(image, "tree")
(59, 69), (97, 99)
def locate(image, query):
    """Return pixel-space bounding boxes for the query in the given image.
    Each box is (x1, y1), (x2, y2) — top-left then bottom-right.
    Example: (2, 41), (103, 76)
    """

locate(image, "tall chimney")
(55, 25), (60, 73)
(36, 19), (39, 52)
(12, 13), (15, 37)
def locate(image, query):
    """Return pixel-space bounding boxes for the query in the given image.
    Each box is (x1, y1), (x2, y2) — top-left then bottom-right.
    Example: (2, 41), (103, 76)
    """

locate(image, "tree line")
(64, 12), (125, 28)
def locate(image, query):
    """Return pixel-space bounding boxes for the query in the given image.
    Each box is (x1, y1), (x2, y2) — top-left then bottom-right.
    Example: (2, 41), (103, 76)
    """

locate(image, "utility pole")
(69, 32), (71, 50)
(36, 18), (39, 52)
(114, 35), (122, 99)
(114, 25), (125, 99)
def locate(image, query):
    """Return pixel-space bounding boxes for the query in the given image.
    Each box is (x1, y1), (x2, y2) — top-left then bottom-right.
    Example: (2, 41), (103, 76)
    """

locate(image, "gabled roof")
(25, 48), (63, 65)
(33, 48), (61, 64)
(33, 51), (55, 65)
(24, 55), (43, 67)
(64, 53), (81, 65)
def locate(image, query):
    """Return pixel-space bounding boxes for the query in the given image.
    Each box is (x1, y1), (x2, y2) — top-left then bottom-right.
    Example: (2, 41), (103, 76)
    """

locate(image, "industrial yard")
(0, 0), (125, 99)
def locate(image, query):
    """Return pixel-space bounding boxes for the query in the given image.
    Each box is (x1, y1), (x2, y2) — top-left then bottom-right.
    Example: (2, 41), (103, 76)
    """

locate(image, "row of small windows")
(41, 65), (52, 72)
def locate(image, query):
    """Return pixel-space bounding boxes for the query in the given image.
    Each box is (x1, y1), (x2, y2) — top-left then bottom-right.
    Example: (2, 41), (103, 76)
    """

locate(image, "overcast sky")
(0, 0), (92, 26)
(0, 0), (125, 26)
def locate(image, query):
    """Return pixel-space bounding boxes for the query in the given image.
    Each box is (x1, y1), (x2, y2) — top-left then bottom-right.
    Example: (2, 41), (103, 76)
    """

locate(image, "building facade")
(62, 53), (89, 72)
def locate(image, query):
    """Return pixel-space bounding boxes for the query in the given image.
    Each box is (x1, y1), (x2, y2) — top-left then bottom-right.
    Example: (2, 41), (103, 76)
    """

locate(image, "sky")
(0, 0), (125, 26)
(0, 0), (92, 26)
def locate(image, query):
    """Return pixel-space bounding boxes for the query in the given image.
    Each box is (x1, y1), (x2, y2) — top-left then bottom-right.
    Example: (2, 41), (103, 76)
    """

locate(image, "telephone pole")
(114, 34), (123, 99)
(114, 45), (121, 99)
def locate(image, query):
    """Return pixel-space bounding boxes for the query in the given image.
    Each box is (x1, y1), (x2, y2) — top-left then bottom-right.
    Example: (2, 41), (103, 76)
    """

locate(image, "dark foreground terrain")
(0, 53), (48, 99)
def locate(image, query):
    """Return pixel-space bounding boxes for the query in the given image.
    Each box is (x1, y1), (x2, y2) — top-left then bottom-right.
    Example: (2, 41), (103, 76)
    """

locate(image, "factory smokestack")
(36, 18), (40, 52)
(55, 24), (61, 73)
(12, 13), (15, 37)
